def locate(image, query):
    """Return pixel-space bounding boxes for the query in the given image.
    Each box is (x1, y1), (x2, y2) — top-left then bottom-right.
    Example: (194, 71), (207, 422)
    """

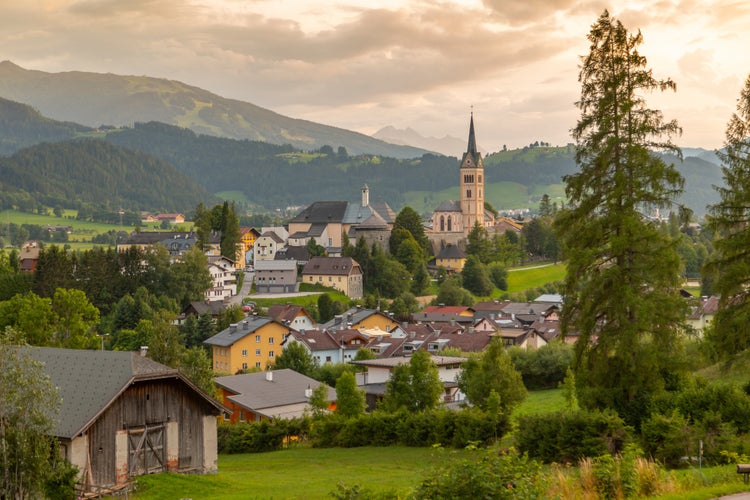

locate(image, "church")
(430, 113), (496, 246)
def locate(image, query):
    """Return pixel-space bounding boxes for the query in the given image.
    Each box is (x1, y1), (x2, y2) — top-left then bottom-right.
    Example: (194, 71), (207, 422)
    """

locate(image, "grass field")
(505, 262), (567, 294)
(134, 446), (462, 499)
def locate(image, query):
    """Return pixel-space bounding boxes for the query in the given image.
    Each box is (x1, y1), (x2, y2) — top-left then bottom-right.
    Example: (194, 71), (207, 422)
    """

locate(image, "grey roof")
(302, 256), (361, 276)
(254, 260), (298, 272)
(369, 202), (396, 224)
(275, 246), (311, 262)
(438, 244), (465, 259)
(215, 369), (336, 412)
(203, 317), (277, 347)
(290, 201), (349, 224)
(183, 300), (227, 316)
(434, 200), (461, 212)
(534, 294), (563, 304)
(25, 347), (223, 439)
(260, 231), (285, 243)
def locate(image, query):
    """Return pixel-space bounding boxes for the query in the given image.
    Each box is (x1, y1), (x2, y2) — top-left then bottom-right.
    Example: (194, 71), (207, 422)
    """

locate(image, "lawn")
(134, 446), (462, 499)
(505, 262), (566, 294)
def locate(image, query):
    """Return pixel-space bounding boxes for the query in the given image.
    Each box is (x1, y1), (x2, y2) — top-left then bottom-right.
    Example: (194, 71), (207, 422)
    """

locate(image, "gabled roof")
(437, 244), (466, 259)
(350, 355), (466, 369)
(268, 304), (313, 325)
(302, 256), (361, 276)
(215, 369), (335, 416)
(275, 246), (312, 262)
(290, 201), (349, 224)
(321, 307), (389, 330)
(26, 347), (224, 439)
(183, 300), (227, 317)
(260, 231), (285, 243)
(434, 200), (461, 212)
(203, 317), (278, 347)
(286, 329), (341, 351)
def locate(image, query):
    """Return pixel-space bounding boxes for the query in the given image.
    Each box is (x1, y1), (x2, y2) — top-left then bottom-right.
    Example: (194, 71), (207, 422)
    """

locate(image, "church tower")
(459, 113), (485, 234)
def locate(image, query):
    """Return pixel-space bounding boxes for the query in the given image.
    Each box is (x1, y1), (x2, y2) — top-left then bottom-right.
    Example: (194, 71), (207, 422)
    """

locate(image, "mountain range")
(0, 62), (727, 219)
(0, 61), (428, 159)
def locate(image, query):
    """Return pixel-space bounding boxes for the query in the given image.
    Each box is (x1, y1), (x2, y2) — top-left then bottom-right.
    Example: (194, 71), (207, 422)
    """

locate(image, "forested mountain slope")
(0, 139), (217, 212)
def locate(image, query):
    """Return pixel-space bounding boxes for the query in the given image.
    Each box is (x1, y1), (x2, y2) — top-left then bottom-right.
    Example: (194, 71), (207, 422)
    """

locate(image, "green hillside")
(0, 139), (217, 213)
(0, 61), (429, 159)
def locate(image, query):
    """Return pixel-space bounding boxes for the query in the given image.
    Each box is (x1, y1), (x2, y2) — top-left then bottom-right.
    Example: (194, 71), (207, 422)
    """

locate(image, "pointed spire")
(467, 110), (477, 156)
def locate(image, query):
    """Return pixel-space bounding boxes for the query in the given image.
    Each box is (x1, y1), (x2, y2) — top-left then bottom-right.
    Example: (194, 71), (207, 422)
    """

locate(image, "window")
(255, 335), (261, 342)
(241, 349), (247, 357)
(239, 411), (245, 422)
(479, 174), (482, 183)
(242, 362), (248, 370)
(328, 276), (332, 282)
(269, 337), (274, 345)
(255, 362), (261, 368)
(326, 356), (332, 362)
(269, 351), (275, 358)
(256, 349), (261, 356)
(466, 189), (472, 198)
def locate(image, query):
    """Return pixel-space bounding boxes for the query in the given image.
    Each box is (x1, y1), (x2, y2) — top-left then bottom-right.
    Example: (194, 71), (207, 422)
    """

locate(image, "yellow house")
(435, 244), (466, 273)
(237, 227), (261, 267)
(322, 307), (400, 334)
(203, 316), (291, 374)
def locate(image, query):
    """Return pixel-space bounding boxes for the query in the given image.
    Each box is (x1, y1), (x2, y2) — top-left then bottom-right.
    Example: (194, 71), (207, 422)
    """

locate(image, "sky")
(2, 0), (750, 153)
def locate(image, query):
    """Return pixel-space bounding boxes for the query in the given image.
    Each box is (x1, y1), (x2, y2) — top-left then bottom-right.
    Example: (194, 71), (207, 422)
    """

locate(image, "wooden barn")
(28, 347), (227, 493)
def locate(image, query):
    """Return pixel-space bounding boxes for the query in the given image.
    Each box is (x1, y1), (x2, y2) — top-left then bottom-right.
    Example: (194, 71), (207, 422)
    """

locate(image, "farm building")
(28, 347), (226, 494)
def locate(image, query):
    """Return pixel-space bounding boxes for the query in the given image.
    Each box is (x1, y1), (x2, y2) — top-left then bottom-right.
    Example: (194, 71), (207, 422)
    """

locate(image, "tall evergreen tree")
(706, 74), (750, 355)
(554, 10), (686, 422)
(390, 206), (430, 256)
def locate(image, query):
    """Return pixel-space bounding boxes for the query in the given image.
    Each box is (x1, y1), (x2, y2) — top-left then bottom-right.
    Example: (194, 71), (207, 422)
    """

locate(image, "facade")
(238, 227), (262, 266)
(27, 347), (225, 493)
(253, 230), (285, 264)
(254, 259), (299, 294)
(284, 328), (371, 364)
(205, 256), (237, 302)
(204, 316), (293, 373)
(301, 256), (364, 299)
(215, 369), (336, 422)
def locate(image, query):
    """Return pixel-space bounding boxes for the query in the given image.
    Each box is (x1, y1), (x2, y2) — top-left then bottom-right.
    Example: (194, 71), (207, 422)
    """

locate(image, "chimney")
(362, 184), (369, 207)
(266, 367), (273, 382)
(305, 385), (312, 398)
(140, 346), (149, 357)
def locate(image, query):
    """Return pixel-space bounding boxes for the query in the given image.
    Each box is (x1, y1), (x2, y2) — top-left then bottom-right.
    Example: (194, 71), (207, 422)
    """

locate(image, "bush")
(640, 410), (692, 468)
(509, 342), (573, 390)
(517, 409), (630, 463)
(413, 447), (544, 499)
(217, 419), (297, 453)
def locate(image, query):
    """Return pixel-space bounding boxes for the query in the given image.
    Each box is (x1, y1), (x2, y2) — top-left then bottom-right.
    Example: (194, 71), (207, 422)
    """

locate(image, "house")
(254, 260), (299, 294)
(351, 355), (467, 410)
(160, 233), (199, 260)
(205, 255), (237, 302)
(687, 295), (719, 335)
(253, 230), (286, 264)
(321, 307), (400, 333)
(19, 240), (40, 272)
(301, 256), (364, 299)
(283, 328), (371, 364)
(435, 244), (466, 273)
(156, 213), (186, 224)
(26, 347), (225, 493)
(268, 304), (317, 331)
(177, 300), (227, 326)
(274, 245), (312, 267)
(215, 369), (335, 422)
(499, 326), (549, 349)
(203, 316), (293, 373)
(238, 227), (262, 266)
(493, 216), (523, 236)
(117, 231), (221, 255)
(413, 305), (476, 324)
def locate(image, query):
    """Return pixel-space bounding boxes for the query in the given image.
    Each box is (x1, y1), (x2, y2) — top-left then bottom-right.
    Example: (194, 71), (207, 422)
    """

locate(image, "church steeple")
(467, 112), (478, 156)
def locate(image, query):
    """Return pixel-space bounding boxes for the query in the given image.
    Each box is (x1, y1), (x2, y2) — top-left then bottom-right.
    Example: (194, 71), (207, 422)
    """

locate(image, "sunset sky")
(3, 0), (750, 153)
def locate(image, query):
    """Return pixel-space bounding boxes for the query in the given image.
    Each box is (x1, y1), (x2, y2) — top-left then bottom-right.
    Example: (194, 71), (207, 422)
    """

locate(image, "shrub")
(640, 410), (692, 468)
(517, 409), (630, 463)
(413, 447), (544, 499)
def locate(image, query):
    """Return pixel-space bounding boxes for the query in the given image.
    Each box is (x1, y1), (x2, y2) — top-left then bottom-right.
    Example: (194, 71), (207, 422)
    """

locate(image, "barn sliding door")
(128, 424), (166, 476)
